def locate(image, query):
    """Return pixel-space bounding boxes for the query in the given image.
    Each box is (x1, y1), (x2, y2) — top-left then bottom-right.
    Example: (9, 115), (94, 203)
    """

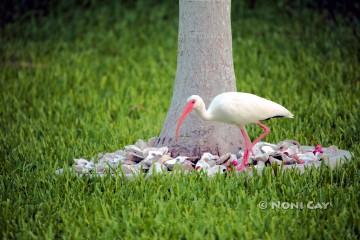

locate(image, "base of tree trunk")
(154, 122), (243, 158)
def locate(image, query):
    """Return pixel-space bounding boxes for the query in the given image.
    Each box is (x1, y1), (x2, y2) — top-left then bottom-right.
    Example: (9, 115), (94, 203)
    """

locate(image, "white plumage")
(206, 92), (293, 126)
(176, 91), (294, 171)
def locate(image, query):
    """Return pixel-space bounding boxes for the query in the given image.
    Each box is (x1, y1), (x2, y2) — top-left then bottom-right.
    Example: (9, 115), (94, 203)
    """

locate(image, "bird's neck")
(196, 104), (212, 121)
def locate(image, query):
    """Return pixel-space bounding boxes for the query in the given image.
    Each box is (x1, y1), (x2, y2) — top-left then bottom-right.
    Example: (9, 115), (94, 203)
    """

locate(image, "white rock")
(296, 152), (318, 163)
(277, 140), (300, 154)
(142, 147), (168, 157)
(164, 156), (187, 170)
(148, 162), (167, 175)
(199, 152), (218, 168)
(98, 152), (125, 168)
(217, 153), (231, 164)
(158, 154), (173, 163)
(200, 152), (219, 161)
(124, 145), (144, 159)
(252, 142), (266, 155)
(256, 161), (265, 167)
(254, 152), (269, 162)
(138, 161), (151, 170)
(74, 158), (89, 166)
(254, 162), (265, 172)
(269, 157), (283, 166)
(114, 150), (127, 160)
(195, 159), (211, 171)
(207, 165), (227, 177)
(279, 144), (300, 156)
(73, 159), (95, 173)
(280, 153), (294, 162)
(141, 150), (164, 166)
(96, 165), (106, 174)
(261, 145), (276, 154)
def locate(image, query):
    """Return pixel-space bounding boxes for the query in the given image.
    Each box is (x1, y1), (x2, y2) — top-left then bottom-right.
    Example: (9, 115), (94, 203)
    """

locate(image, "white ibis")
(175, 92), (294, 171)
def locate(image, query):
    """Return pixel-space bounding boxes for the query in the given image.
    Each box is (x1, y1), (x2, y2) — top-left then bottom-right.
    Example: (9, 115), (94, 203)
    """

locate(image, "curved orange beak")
(175, 101), (195, 142)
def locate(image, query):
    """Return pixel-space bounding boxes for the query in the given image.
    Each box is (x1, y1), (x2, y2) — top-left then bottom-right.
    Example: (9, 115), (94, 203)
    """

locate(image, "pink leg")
(251, 122), (270, 147)
(237, 127), (252, 171)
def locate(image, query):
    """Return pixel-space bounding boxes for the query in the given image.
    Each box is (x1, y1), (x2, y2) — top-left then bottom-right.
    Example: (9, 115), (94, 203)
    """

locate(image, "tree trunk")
(155, 0), (243, 157)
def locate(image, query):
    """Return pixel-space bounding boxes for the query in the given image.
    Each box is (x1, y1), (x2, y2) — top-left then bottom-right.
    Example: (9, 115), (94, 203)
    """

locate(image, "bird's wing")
(236, 93), (293, 120)
(210, 92), (293, 125)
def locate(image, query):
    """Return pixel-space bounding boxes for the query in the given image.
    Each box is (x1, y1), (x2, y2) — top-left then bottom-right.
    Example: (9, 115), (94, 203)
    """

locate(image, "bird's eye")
(191, 100), (196, 104)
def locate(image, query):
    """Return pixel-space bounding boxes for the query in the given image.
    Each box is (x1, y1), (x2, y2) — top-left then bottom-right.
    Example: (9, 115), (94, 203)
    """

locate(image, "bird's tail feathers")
(286, 112), (294, 118)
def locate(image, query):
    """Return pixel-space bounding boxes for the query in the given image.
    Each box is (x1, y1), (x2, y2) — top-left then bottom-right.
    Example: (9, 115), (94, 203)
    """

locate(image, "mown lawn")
(1, 1), (359, 239)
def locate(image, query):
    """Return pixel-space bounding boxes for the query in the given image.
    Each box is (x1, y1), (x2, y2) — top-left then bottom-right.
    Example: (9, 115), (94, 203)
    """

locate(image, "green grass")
(1, 1), (359, 239)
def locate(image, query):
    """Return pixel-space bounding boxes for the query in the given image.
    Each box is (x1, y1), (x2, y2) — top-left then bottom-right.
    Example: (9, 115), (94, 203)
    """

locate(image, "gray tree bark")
(155, 0), (243, 157)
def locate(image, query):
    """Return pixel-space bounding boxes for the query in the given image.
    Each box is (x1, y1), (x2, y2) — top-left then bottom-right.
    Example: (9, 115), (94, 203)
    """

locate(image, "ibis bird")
(175, 92), (294, 171)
